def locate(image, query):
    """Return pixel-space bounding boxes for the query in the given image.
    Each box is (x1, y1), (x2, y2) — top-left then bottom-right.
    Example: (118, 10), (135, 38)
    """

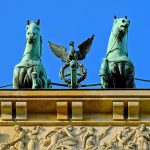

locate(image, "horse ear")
(114, 16), (117, 19)
(113, 16), (117, 24)
(27, 20), (30, 25)
(125, 16), (127, 19)
(37, 19), (40, 26)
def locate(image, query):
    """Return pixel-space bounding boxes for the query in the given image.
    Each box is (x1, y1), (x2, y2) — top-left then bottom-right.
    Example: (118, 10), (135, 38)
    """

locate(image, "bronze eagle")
(48, 35), (94, 62)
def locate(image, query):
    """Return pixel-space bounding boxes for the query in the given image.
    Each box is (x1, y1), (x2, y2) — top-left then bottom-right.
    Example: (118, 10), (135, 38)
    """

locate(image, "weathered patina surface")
(100, 16), (135, 88)
(48, 35), (94, 88)
(13, 20), (51, 89)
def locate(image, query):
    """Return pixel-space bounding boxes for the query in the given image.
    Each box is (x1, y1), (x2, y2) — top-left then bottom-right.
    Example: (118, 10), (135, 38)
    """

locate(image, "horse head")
(24, 19), (42, 58)
(106, 16), (130, 58)
(26, 19), (40, 44)
(112, 16), (130, 40)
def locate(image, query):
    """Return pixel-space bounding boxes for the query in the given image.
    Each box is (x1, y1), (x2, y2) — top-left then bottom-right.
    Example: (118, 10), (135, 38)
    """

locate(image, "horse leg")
(118, 62), (125, 87)
(100, 58), (108, 88)
(47, 79), (52, 89)
(40, 76), (47, 89)
(125, 63), (135, 88)
(109, 62), (118, 88)
(31, 72), (39, 89)
(19, 68), (26, 88)
(13, 67), (20, 89)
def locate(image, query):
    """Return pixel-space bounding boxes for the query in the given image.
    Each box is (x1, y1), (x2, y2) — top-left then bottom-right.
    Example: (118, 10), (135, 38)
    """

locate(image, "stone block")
(1, 102), (12, 120)
(16, 102), (27, 120)
(113, 102), (124, 120)
(128, 101), (139, 120)
(57, 102), (68, 120)
(72, 102), (83, 120)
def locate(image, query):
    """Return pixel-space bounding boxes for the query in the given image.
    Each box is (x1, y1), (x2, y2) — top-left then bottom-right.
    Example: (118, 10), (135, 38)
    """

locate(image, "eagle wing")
(48, 41), (68, 62)
(77, 34), (94, 60)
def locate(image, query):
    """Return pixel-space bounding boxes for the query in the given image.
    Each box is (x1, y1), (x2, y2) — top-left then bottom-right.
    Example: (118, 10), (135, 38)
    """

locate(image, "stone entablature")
(0, 90), (150, 126)
(0, 89), (150, 126)
(1, 90), (150, 149)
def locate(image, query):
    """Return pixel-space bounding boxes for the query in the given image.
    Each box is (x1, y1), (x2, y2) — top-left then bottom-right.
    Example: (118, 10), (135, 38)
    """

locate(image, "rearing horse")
(100, 16), (135, 88)
(13, 20), (50, 89)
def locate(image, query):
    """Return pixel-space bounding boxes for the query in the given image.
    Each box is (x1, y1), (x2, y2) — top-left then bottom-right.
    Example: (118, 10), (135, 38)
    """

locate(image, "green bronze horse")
(13, 20), (51, 89)
(100, 16), (135, 88)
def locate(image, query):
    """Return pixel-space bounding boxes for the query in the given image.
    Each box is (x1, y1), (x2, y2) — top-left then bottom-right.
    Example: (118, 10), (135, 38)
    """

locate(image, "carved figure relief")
(27, 126), (45, 150)
(0, 125), (44, 150)
(43, 125), (78, 150)
(1, 124), (150, 150)
(81, 127), (97, 150)
(1, 125), (29, 150)
(116, 126), (135, 148)
(134, 124), (150, 150)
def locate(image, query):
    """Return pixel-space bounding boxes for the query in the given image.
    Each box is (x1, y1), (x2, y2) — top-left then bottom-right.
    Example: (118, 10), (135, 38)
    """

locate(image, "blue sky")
(0, 0), (150, 88)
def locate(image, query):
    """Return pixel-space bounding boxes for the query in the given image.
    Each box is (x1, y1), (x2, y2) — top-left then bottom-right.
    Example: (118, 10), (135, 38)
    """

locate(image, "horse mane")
(40, 35), (42, 57)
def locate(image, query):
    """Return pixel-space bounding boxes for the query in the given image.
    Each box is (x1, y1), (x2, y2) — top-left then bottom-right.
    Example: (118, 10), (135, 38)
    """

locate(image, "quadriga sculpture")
(100, 16), (135, 88)
(13, 20), (50, 89)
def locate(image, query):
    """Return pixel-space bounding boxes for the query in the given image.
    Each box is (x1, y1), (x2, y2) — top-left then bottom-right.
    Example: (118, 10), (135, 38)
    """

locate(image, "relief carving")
(1, 124), (150, 150)
(134, 124), (150, 150)
(81, 126), (111, 150)
(0, 125), (44, 150)
(116, 126), (135, 148)
(43, 125), (78, 150)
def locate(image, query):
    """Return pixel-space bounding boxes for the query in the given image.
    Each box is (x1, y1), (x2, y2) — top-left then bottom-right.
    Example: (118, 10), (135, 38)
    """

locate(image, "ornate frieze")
(1, 124), (150, 150)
